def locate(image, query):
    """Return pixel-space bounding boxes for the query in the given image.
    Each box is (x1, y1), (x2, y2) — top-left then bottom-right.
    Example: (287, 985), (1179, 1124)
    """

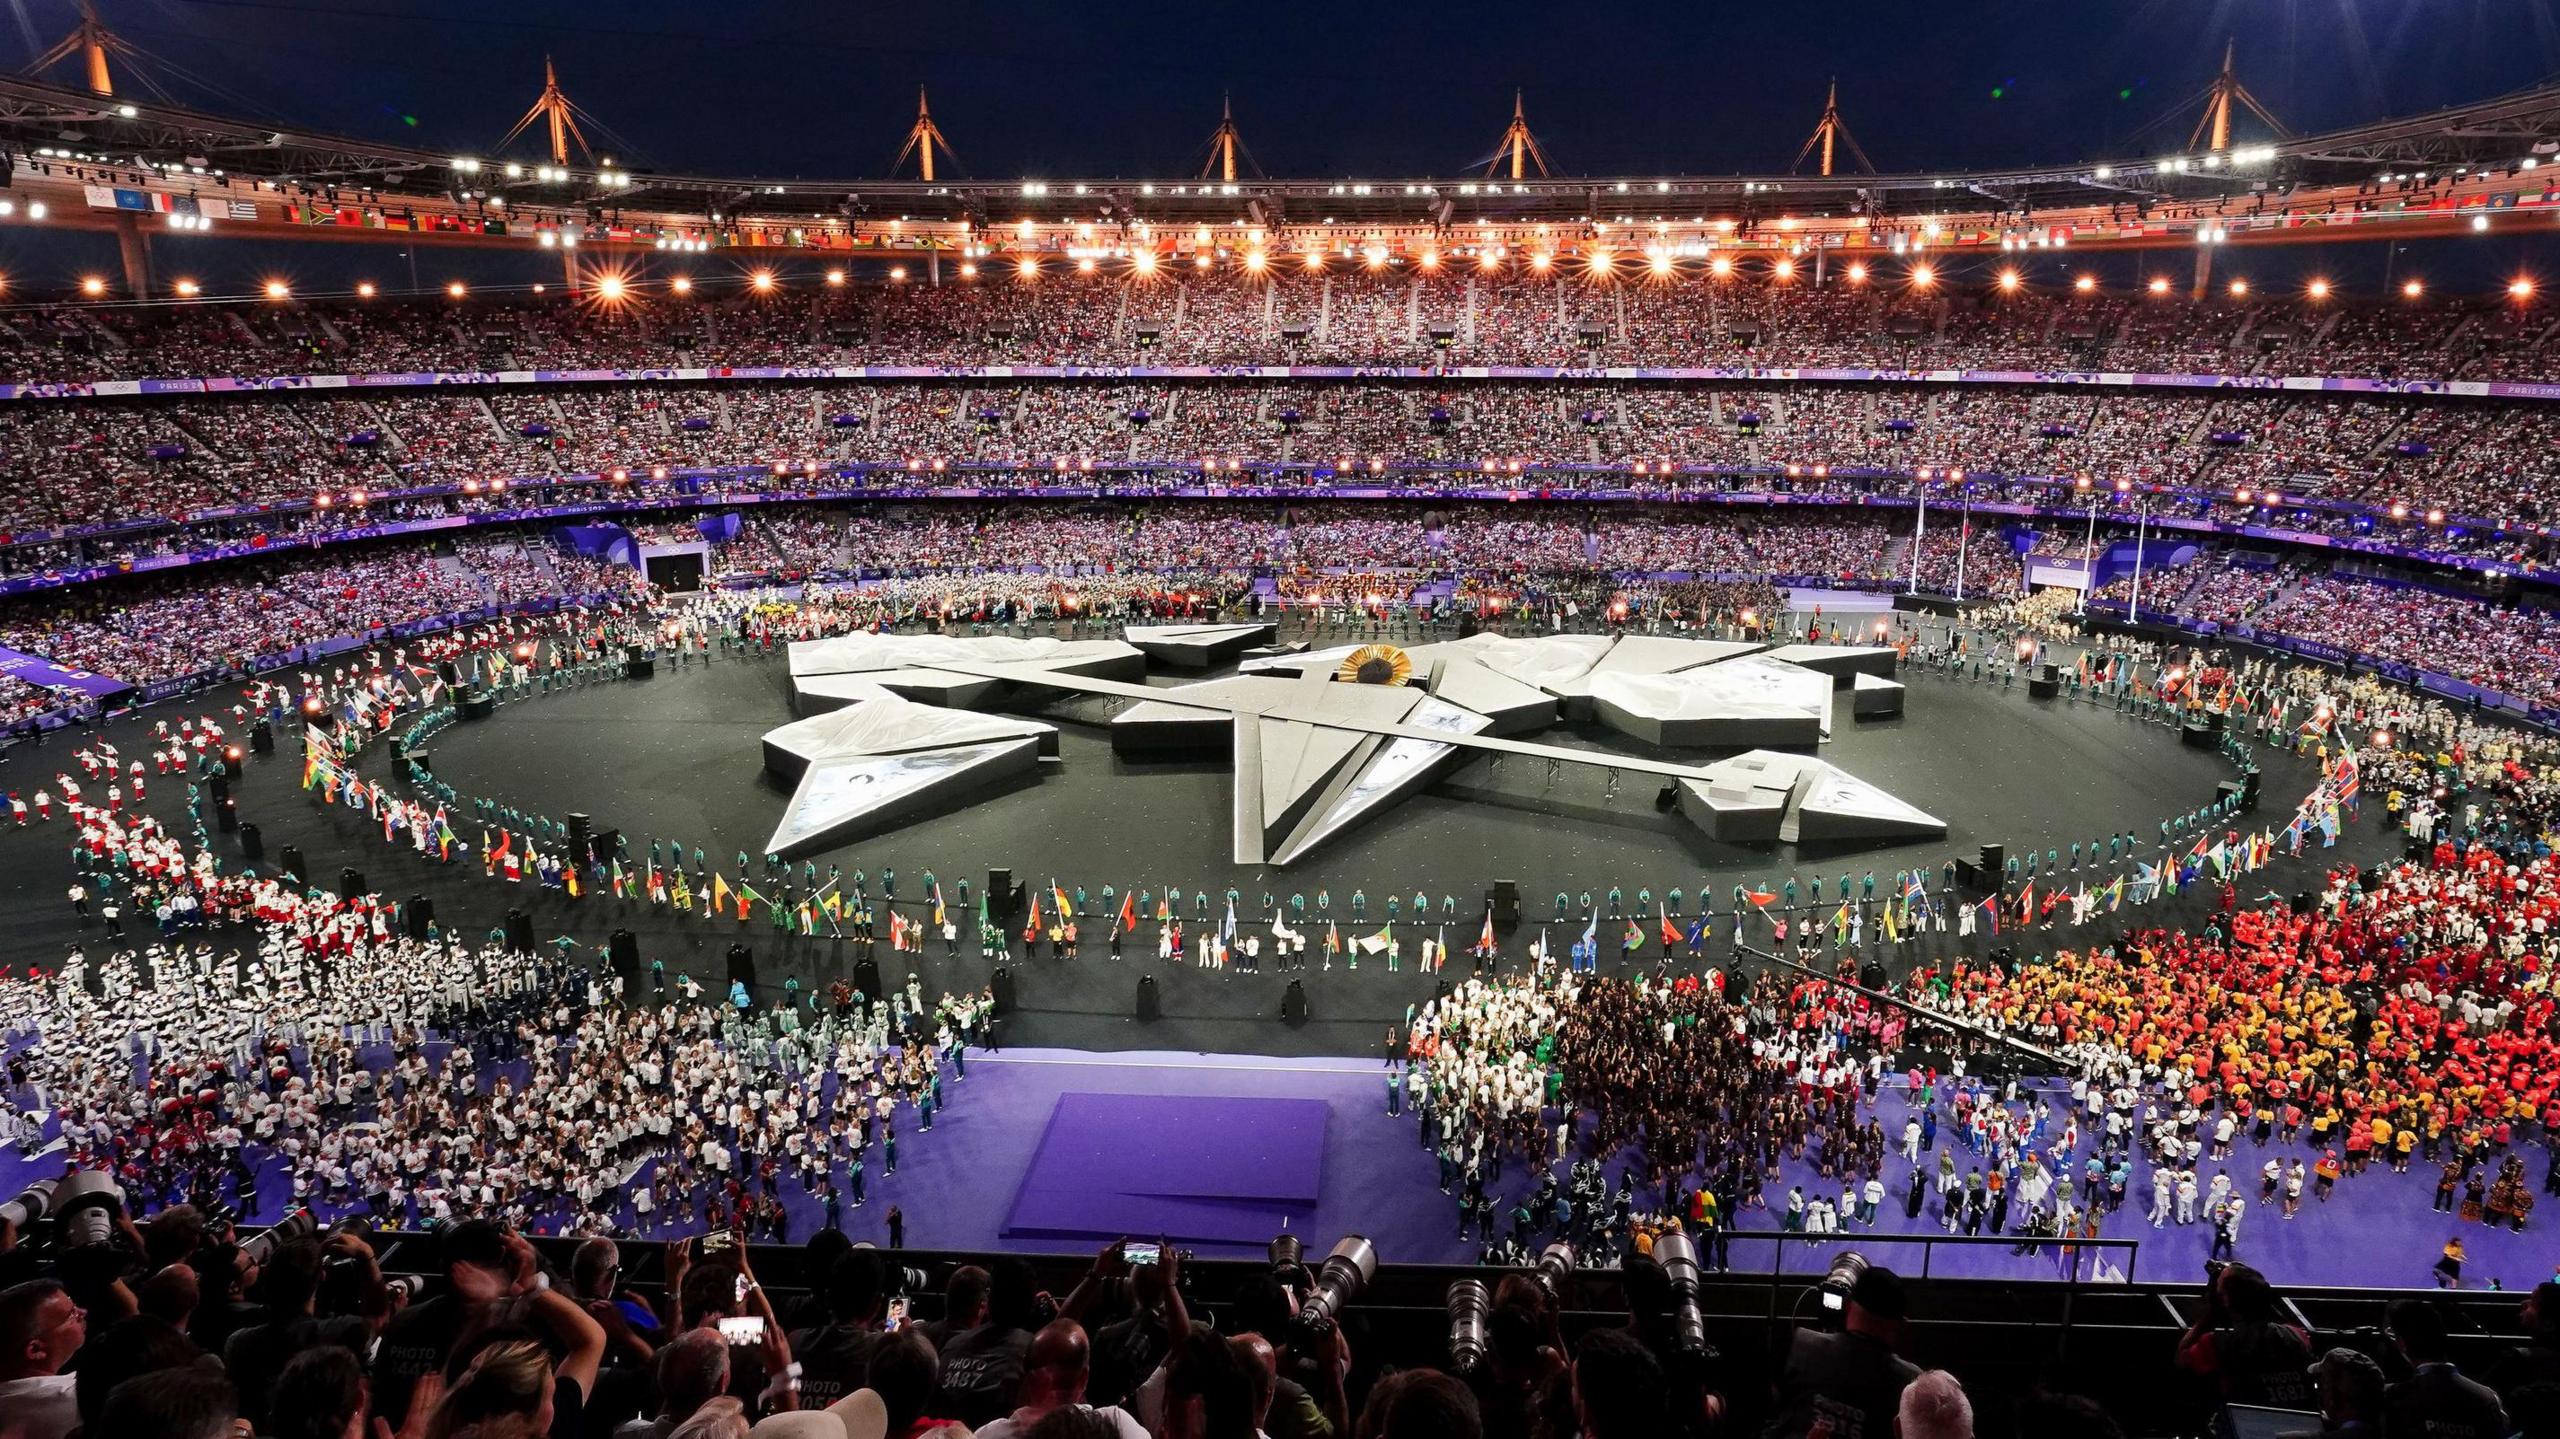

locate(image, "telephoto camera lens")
(0, 1178), (59, 1229)
(1445, 1278), (1492, 1376)
(1532, 1240), (1577, 1302)
(1296, 1236), (1377, 1335)
(1819, 1250), (1870, 1319)
(239, 1211), (320, 1267)
(51, 1171), (124, 1249)
(1651, 1232), (1710, 1357)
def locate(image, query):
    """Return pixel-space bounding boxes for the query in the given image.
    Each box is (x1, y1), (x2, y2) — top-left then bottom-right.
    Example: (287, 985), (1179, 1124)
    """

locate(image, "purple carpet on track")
(1003, 1093), (1328, 1243)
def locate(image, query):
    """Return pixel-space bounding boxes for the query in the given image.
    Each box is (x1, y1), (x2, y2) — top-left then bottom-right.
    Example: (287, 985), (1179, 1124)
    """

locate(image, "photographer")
(1449, 1274), (1564, 1439)
(1229, 1273), (1350, 1439)
(939, 1256), (1049, 1427)
(2175, 1262), (2313, 1411)
(375, 1218), (607, 1430)
(220, 1237), (368, 1431)
(786, 1248), (888, 1409)
(1765, 1265), (1921, 1439)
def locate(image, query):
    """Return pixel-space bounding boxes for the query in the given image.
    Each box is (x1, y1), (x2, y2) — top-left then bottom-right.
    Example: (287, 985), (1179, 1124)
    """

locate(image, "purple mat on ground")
(1002, 1093), (1328, 1244)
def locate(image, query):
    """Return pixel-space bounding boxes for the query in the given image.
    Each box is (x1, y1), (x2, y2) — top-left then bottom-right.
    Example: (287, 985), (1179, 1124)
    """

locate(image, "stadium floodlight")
(1844, 262), (1867, 284)
(2074, 275), (2096, 292)
(174, 279), (199, 297)
(263, 280), (289, 300)
(2228, 278), (2249, 297)
(670, 276), (693, 294)
(1910, 264), (1936, 288)
(356, 282), (377, 298)
(825, 269), (846, 285)
(1772, 258), (1795, 281)
(2512, 277), (2537, 300)
(2402, 278), (2424, 298)
(1996, 268), (2020, 292)
(446, 281), (467, 298)
(79, 276), (104, 296)
(750, 270), (776, 291)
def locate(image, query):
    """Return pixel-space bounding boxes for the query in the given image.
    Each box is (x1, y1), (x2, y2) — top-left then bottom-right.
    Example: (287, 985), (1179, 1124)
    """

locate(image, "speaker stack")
(249, 719), (275, 755)
(624, 645), (655, 680)
(853, 956), (883, 1000)
(567, 813), (592, 858)
(2181, 721), (2218, 749)
(407, 897), (436, 941)
(279, 845), (307, 885)
(461, 688), (495, 721)
(504, 908), (534, 954)
(989, 966), (1016, 1014)
(1281, 980), (1309, 1024)
(608, 929), (639, 984)
(725, 943), (757, 990)
(1490, 879), (1521, 930)
(2026, 664), (2061, 699)
(237, 823), (262, 861)
(987, 868), (1015, 918)
(337, 867), (366, 901)
(1135, 974), (1160, 1021)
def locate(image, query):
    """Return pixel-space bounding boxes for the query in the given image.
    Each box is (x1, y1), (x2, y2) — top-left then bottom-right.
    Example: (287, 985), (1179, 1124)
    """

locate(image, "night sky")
(35, 0), (2560, 179)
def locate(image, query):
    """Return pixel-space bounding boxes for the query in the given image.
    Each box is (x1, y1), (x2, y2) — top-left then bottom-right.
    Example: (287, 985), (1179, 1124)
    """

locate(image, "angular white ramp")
(1762, 643), (1900, 685)
(1675, 750), (1944, 848)
(764, 739), (1041, 858)
(1123, 621), (1280, 669)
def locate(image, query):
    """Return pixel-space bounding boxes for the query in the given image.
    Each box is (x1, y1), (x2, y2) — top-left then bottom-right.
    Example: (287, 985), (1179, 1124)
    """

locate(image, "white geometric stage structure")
(766, 624), (1935, 865)
(1246, 631), (1816, 748)
(758, 695), (1056, 858)
(1676, 750), (1947, 846)
(789, 632), (1145, 712)
(1588, 656), (1835, 747)
(1122, 621), (1279, 669)
(1851, 672), (1907, 719)
(1761, 643), (1902, 684)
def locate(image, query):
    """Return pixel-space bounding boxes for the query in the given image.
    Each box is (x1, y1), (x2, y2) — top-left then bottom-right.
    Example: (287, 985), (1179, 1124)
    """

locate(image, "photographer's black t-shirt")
(788, 1322), (882, 1409)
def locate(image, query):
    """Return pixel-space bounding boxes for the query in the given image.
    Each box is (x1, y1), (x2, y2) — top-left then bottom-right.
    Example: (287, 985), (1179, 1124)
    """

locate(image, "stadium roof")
(1, 72), (2558, 255)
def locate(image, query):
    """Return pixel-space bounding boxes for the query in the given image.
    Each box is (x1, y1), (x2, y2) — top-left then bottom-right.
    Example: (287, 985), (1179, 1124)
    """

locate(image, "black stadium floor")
(0, 619), (2388, 1057)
